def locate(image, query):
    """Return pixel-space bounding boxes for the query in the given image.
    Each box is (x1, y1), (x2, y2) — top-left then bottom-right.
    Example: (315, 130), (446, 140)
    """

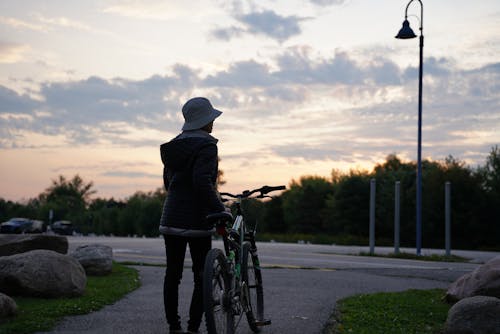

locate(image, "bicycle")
(203, 185), (286, 334)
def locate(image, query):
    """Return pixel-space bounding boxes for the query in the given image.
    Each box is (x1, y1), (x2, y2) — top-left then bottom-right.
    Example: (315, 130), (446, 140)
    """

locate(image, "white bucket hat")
(181, 97), (222, 131)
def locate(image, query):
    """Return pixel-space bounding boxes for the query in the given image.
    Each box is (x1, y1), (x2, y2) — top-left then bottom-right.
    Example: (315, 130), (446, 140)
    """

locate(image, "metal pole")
(369, 178), (376, 255)
(394, 181), (401, 254)
(396, 0), (424, 256)
(445, 182), (451, 256)
(416, 19), (424, 256)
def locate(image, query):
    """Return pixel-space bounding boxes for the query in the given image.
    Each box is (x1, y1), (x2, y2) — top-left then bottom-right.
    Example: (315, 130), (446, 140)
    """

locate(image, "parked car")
(30, 220), (45, 233)
(50, 220), (74, 235)
(1, 218), (35, 234)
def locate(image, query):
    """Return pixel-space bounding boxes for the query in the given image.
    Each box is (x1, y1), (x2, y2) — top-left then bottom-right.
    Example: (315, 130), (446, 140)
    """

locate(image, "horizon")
(1, 0), (499, 201)
(4, 147), (496, 203)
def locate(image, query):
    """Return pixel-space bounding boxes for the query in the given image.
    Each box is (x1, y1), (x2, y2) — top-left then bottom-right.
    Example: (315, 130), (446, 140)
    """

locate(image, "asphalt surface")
(36, 266), (453, 334)
(35, 238), (499, 334)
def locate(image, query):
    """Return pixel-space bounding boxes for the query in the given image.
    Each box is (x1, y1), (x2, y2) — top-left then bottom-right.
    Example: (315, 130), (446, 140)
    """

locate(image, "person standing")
(159, 97), (227, 334)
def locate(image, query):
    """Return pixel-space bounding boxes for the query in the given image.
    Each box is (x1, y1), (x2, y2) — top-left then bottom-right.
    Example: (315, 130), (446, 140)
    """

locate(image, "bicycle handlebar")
(220, 185), (286, 199)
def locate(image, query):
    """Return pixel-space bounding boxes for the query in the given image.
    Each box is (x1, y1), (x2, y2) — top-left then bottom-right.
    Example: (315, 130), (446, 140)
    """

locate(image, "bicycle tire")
(241, 242), (264, 332)
(204, 248), (234, 334)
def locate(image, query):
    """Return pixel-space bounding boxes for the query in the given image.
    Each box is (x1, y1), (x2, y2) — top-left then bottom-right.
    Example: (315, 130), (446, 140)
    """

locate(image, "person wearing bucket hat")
(181, 97), (222, 131)
(159, 97), (228, 334)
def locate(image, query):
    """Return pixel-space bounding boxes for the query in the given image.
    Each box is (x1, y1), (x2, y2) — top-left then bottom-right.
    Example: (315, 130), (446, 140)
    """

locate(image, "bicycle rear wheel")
(204, 248), (234, 334)
(241, 242), (264, 332)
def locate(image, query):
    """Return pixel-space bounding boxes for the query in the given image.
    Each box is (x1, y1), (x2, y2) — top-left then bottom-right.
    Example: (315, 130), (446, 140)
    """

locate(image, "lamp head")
(395, 19), (417, 39)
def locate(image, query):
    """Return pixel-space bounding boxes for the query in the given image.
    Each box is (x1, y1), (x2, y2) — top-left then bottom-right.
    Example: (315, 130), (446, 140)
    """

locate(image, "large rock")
(445, 255), (500, 302)
(0, 292), (17, 318)
(0, 249), (86, 298)
(71, 244), (113, 276)
(444, 296), (500, 334)
(0, 234), (68, 256)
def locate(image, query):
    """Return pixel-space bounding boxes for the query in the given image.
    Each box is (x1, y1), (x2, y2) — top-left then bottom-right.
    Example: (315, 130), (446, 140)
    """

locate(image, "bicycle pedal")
(255, 319), (272, 326)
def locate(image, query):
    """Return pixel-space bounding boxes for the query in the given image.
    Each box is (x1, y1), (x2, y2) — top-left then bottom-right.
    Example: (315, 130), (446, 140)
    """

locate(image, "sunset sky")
(1, 0), (499, 201)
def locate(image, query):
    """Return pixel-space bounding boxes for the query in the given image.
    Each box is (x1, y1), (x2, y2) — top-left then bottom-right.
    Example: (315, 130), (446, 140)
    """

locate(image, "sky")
(0, 0), (499, 202)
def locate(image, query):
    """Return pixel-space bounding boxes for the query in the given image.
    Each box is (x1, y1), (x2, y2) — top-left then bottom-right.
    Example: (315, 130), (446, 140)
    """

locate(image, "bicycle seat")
(206, 212), (233, 224)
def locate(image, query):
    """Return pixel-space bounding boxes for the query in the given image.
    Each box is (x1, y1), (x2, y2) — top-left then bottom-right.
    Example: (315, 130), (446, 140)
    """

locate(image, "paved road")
(37, 236), (499, 334)
(65, 236), (494, 269)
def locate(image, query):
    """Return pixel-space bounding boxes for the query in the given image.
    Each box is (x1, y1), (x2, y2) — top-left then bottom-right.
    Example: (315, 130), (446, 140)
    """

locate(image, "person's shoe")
(168, 329), (184, 334)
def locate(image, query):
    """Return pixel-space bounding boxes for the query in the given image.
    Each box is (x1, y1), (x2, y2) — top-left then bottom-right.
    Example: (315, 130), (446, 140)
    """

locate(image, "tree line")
(1, 146), (499, 250)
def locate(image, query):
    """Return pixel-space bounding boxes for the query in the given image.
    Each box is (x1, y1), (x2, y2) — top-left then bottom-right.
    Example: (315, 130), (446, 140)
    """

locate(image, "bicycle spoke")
(204, 249), (234, 334)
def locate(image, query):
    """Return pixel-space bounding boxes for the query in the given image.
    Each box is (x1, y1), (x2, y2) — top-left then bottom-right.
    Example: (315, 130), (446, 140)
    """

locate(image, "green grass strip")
(0, 262), (140, 334)
(332, 289), (450, 334)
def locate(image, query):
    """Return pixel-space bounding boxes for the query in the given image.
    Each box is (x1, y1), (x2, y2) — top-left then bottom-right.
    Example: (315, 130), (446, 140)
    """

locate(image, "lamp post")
(395, 0), (424, 256)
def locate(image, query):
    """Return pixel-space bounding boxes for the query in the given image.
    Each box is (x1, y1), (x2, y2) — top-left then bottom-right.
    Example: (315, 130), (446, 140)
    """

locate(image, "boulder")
(444, 295), (500, 334)
(445, 255), (500, 302)
(0, 234), (68, 256)
(0, 249), (86, 298)
(71, 244), (113, 276)
(0, 292), (17, 318)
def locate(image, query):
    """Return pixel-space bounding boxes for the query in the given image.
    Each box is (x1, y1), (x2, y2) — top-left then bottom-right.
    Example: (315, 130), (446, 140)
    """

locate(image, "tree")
(475, 146), (500, 249)
(261, 196), (286, 233)
(88, 197), (125, 235)
(0, 198), (39, 222)
(323, 170), (370, 237)
(41, 175), (96, 208)
(282, 176), (334, 234)
(217, 157), (226, 188)
(478, 145), (500, 194)
(372, 155), (416, 245)
(38, 175), (96, 230)
(117, 188), (165, 237)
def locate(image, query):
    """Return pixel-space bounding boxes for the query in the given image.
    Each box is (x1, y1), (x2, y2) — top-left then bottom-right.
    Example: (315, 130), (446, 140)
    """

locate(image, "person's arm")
(163, 167), (170, 191)
(192, 143), (225, 213)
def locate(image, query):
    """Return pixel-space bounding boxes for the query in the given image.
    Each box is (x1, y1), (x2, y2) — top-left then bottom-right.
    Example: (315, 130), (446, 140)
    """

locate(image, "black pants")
(163, 234), (212, 332)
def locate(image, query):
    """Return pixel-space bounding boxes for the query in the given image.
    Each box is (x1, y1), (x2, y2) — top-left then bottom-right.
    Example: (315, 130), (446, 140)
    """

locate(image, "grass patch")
(330, 289), (450, 334)
(0, 262), (140, 334)
(359, 251), (469, 263)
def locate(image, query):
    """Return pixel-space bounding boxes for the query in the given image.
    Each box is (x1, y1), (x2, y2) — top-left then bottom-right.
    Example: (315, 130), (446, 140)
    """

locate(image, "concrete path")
(36, 264), (456, 334)
(35, 238), (499, 334)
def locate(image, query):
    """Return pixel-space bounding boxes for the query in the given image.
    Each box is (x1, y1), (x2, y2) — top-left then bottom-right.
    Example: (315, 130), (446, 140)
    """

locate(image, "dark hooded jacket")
(159, 130), (225, 236)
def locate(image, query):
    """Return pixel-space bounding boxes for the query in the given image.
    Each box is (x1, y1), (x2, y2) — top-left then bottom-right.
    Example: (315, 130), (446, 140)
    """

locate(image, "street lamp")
(395, 0), (424, 256)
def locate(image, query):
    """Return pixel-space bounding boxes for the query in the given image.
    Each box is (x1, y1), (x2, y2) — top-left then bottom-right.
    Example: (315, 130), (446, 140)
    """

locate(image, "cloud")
(211, 26), (245, 41)
(103, 0), (210, 20)
(0, 14), (97, 34)
(211, 0), (348, 42)
(101, 171), (158, 178)
(212, 9), (307, 43)
(276, 50), (367, 84)
(0, 42), (30, 64)
(204, 49), (402, 88)
(36, 15), (93, 31)
(0, 65), (201, 147)
(238, 10), (305, 42)
(203, 60), (276, 87)
(1, 49), (498, 169)
(264, 60), (500, 164)
(0, 85), (38, 112)
(309, 0), (349, 6)
(0, 16), (46, 31)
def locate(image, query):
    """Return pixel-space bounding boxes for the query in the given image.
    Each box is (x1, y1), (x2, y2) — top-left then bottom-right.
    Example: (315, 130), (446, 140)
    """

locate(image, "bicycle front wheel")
(241, 242), (264, 332)
(204, 248), (234, 334)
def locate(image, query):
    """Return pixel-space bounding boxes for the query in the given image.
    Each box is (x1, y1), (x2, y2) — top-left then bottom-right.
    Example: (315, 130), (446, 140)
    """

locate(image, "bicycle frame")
(205, 185), (284, 333)
(213, 196), (256, 324)
(220, 199), (247, 312)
